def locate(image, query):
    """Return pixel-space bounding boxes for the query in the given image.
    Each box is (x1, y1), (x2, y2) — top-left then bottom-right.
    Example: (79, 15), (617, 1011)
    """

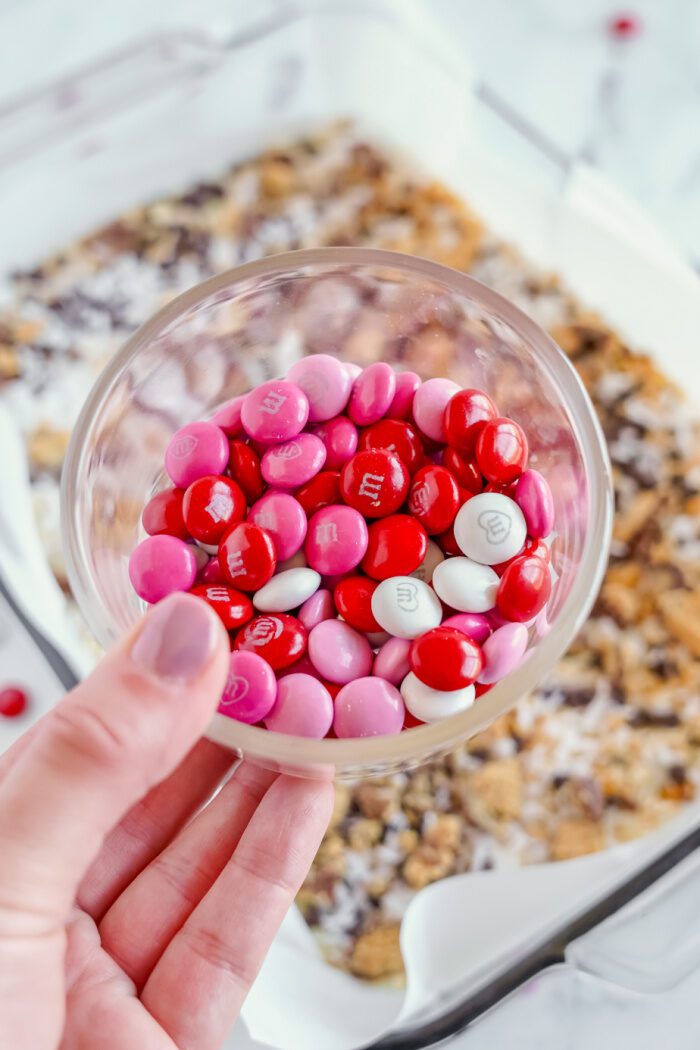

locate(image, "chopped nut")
(349, 924), (403, 980)
(27, 425), (71, 474)
(550, 820), (606, 861)
(659, 591), (700, 658)
(348, 818), (382, 851)
(403, 844), (455, 889)
(354, 781), (399, 821)
(460, 759), (523, 832)
(424, 813), (461, 850)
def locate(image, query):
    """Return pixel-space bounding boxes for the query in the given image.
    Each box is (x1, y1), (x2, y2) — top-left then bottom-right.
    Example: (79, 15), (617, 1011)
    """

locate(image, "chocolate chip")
(562, 687), (596, 708)
(669, 764), (687, 785)
(179, 182), (225, 207)
(468, 748), (490, 762)
(552, 774), (569, 789)
(610, 682), (627, 704)
(648, 652), (678, 679)
(628, 710), (680, 728)
(605, 794), (637, 811)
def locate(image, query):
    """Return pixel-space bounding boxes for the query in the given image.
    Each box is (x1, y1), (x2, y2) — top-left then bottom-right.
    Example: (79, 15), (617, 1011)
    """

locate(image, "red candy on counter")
(0, 686), (29, 718)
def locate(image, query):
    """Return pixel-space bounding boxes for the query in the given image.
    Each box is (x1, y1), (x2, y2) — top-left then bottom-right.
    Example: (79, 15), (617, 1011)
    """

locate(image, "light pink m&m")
(412, 378), (460, 442)
(264, 673), (333, 738)
(515, 469), (555, 539)
(478, 622), (529, 684)
(218, 650), (277, 724)
(305, 505), (368, 575)
(348, 362), (396, 426)
(241, 379), (309, 444)
(313, 416), (358, 469)
(308, 619), (373, 684)
(373, 636), (412, 685)
(287, 353), (352, 422)
(298, 588), (334, 630)
(334, 677), (404, 738)
(261, 433), (327, 488)
(165, 421), (229, 489)
(248, 491), (307, 561)
(129, 534), (198, 603)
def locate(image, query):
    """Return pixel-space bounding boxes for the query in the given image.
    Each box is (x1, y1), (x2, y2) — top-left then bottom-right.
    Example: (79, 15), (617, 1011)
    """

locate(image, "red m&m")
(182, 475), (246, 544)
(218, 521), (277, 591)
(234, 613), (307, 670)
(340, 448), (409, 518)
(410, 627), (483, 691)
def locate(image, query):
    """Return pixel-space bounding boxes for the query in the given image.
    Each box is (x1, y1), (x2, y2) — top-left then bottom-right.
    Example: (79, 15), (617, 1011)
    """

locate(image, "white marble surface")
(0, 0), (699, 264)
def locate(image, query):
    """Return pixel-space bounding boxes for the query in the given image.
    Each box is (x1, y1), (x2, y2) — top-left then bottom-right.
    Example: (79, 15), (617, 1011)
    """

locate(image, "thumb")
(0, 592), (229, 931)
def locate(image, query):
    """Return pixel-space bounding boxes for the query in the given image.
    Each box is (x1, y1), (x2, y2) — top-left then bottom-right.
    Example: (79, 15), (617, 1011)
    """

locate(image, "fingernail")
(132, 593), (219, 680)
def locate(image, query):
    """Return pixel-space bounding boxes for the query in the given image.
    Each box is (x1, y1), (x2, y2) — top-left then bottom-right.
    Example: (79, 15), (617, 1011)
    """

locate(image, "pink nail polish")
(132, 593), (218, 680)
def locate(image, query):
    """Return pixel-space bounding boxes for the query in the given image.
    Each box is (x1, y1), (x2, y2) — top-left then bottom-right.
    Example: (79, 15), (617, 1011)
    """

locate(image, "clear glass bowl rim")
(61, 246), (613, 771)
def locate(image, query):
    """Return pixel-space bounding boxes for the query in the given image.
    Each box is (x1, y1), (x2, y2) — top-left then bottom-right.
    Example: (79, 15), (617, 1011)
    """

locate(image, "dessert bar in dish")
(1, 122), (699, 980)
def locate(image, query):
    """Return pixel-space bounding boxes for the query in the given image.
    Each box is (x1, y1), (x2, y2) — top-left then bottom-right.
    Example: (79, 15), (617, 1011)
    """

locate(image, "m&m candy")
(129, 361), (558, 739)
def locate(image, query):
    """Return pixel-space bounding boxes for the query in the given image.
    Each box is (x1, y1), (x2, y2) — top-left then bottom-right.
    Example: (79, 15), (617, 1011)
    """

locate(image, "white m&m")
(400, 672), (476, 723)
(370, 576), (442, 639)
(453, 492), (527, 565)
(253, 567), (321, 613)
(432, 557), (499, 613)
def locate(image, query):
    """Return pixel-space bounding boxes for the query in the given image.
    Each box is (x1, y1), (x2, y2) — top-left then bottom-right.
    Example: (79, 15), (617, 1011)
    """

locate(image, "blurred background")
(1, 0), (699, 265)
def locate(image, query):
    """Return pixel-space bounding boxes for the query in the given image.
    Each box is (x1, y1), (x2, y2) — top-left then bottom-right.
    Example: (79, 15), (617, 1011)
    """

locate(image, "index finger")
(141, 774), (334, 1050)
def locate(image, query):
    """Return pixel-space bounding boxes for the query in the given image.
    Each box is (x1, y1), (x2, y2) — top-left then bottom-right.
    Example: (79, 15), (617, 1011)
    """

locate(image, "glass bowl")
(61, 247), (613, 780)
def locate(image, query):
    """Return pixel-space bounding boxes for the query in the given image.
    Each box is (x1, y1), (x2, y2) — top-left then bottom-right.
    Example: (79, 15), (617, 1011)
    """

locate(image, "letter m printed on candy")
(260, 391), (287, 415)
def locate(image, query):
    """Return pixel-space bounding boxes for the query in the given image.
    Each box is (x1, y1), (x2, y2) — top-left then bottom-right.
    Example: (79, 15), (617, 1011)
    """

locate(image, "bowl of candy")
(61, 247), (613, 779)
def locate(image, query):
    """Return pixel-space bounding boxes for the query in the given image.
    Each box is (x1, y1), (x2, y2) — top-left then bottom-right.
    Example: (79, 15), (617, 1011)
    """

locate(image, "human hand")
(0, 592), (333, 1050)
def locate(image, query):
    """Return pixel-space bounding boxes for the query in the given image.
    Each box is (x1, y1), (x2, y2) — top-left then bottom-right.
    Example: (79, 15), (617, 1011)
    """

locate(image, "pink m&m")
(248, 490), (307, 561)
(348, 362), (396, 425)
(261, 433), (327, 488)
(218, 650), (277, 724)
(313, 416), (358, 469)
(241, 379), (309, 444)
(373, 636), (412, 685)
(515, 469), (555, 539)
(298, 588), (335, 630)
(264, 674), (333, 738)
(165, 421), (229, 489)
(210, 395), (245, 435)
(334, 677), (404, 738)
(305, 505), (368, 576)
(478, 622), (529, 684)
(412, 378), (460, 442)
(386, 371), (421, 420)
(129, 534), (198, 603)
(442, 612), (493, 645)
(287, 353), (352, 422)
(308, 619), (373, 684)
